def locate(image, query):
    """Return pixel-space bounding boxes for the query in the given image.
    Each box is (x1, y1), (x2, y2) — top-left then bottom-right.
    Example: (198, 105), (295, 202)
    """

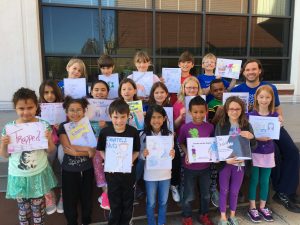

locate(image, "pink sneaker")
(100, 192), (110, 210)
(45, 191), (56, 215)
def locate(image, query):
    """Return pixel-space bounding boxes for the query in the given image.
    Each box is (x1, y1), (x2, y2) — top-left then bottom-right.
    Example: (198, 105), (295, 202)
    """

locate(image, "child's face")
(110, 111), (128, 132)
(66, 103), (85, 122)
(210, 83), (225, 100)
(121, 82), (136, 102)
(184, 81), (199, 96)
(190, 105), (207, 124)
(91, 83), (109, 99)
(67, 63), (83, 78)
(135, 60), (150, 72)
(227, 101), (242, 122)
(202, 58), (216, 71)
(178, 61), (194, 73)
(153, 87), (168, 105)
(43, 85), (56, 103)
(257, 90), (272, 110)
(150, 112), (165, 133)
(100, 66), (114, 76)
(15, 99), (38, 123)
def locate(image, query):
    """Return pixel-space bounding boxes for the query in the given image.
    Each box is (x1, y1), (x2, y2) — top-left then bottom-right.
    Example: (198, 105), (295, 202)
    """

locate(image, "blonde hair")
(177, 76), (203, 103)
(66, 58), (87, 78)
(133, 51), (151, 64)
(254, 85), (275, 113)
(202, 53), (217, 64)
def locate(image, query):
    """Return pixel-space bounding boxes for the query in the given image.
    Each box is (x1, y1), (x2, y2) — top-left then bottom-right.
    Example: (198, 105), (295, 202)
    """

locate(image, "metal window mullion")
(152, 0), (156, 73)
(201, 0), (206, 58)
(246, 0), (252, 58)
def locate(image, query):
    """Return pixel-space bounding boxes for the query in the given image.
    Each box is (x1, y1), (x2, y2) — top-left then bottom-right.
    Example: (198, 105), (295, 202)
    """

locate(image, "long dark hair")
(89, 80), (110, 97)
(118, 78), (139, 101)
(148, 82), (170, 106)
(39, 80), (63, 103)
(143, 105), (172, 136)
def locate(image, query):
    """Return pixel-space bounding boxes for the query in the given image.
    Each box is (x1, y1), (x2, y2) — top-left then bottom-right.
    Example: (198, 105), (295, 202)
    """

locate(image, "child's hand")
(278, 115), (284, 126)
(159, 77), (165, 83)
(179, 108), (186, 120)
(185, 154), (190, 164)
(226, 157), (243, 165)
(53, 124), (60, 130)
(143, 148), (149, 157)
(240, 131), (254, 140)
(136, 84), (145, 92)
(1, 135), (10, 145)
(216, 75), (222, 79)
(88, 147), (96, 158)
(45, 130), (52, 141)
(256, 137), (271, 142)
(99, 120), (106, 129)
(169, 149), (175, 159)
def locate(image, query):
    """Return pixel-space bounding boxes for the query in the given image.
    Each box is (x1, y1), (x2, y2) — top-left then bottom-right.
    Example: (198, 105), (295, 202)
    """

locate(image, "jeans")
(145, 179), (170, 225)
(181, 167), (211, 217)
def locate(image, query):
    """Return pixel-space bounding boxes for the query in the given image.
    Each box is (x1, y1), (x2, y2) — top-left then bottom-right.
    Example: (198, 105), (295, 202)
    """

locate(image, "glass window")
(259, 59), (288, 82)
(205, 15), (247, 56)
(156, 13), (202, 56)
(250, 17), (290, 57)
(42, 0), (99, 6)
(205, 0), (248, 14)
(155, 58), (202, 76)
(101, 10), (152, 55)
(43, 7), (99, 55)
(252, 0), (291, 16)
(101, 0), (152, 9)
(155, 0), (202, 12)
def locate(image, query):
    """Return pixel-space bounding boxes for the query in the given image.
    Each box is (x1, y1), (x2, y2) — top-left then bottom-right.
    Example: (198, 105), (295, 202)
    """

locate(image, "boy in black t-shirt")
(97, 99), (140, 225)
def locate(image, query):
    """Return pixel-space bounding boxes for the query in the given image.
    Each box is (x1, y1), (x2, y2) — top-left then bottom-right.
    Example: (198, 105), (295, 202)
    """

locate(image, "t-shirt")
(231, 81), (280, 110)
(57, 122), (93, 172)
(197, 74), (230, 103)
(208, 98), (222, 122)
(2, 119), (51, 177)
(178, 121), (214, 170)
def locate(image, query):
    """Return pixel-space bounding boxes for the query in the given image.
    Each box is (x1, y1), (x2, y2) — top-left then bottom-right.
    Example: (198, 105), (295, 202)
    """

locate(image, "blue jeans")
(145, 179), (170, 225)
(181, 167), (211, 217)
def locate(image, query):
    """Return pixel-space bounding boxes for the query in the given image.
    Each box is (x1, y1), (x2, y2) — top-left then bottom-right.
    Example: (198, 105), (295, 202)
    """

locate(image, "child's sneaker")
(98, 195), (102, 204)
(228, 217), (239, 225)
(56, 195), (64, 214)
(45, 191), (56, 215)
(258, 207), (274, 222)
(197, 214), (214, 225)
(100, 192), (110, 210)
(170, 185), (180, 202)
(247, 208), (262, 223)
(182, 217), (193, 225)
(211, 190), (219, 208)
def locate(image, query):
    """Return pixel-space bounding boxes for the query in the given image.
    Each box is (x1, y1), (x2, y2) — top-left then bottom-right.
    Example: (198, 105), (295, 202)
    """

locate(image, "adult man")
(232, 59), (300, 213)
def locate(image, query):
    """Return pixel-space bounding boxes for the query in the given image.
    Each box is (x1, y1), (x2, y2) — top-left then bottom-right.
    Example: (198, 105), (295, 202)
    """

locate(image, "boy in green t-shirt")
(208, 79), (225, 125)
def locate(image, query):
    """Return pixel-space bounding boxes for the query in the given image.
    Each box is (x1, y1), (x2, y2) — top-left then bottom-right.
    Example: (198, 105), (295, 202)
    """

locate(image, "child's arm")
(202, 87), (210, 95)
(0, 135), (10, 158)
(227, 78), (236, 91)
(275, 106), (284, 123)
(59, 133), (92, 157)
(99, 150), (105, 159)
(174, 107), (186, 129)
(180, 143), (190, 164)
(132, 151), (139, 163)
(45, 130), (56, 153)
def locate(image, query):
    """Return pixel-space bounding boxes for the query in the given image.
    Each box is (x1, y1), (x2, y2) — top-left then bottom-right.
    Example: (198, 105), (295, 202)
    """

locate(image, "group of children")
(0, 51), (282, 225)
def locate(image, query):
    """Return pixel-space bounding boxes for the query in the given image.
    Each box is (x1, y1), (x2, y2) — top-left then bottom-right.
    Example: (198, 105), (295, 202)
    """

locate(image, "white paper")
(6, 122), (48, 153)
(127, 100), (144, 130)
(216, 135), (251, 161)
(222, 92), (249, 113)
(249, 115), (280, 140)
(215, 58), (242, 79)
(86, 98), (113, 121)
(185, 95), (206, 123)
(104, 136), (133, 173)
(40, 103), (66, 125)
(98, 73), (119, 99)
(187, 137), (218, 163)
(163, 107), (174, 132)
(162, 68), (181, 93)
(64, 117), (97, 147)
(64, 78), (86, 98)
(146, 136), (173, 170)
(132, 71), (154, 97)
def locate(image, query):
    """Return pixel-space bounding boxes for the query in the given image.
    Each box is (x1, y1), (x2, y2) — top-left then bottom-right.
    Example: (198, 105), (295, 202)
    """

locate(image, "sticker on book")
(146, 136), (173, 170)
(187, 137), (219, 163)
(6, 122), (48, 153)
(162, 68), (181, 93)
(40, 103), (66, 125)
(64, 117), (97, 147)
(249, 115), (280, 140)
(104, 137), (133, 173)
(86, 99), (113, 121)
(64, 78), (86, 98)
(98, 73), (119, 99)
(127, 100), (144, 130)
(215, 58), (242, 79)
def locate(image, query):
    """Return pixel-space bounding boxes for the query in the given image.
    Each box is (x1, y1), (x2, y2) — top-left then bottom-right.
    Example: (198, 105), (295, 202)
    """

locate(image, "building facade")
(1, 0), (299, 109)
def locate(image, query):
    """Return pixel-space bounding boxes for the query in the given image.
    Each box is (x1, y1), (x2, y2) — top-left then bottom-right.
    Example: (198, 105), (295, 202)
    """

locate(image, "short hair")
(118, 78), (139, 101)
(109, 98), (130, 116)
(202, 53), (217, 64)
(189, 96), (207, 111)
(90, 80), (110, 97)
(62, 96), (89, 112)
(39, 80), (63, 103)
(13, 88), (38, 108)
(209, 79), (225, 90)
(254, 85), (275, 113)
(66, 58), (87, 78)
(98, 54), (115, 68)
(178, 51), (194, 64)
(240, 59), (264, 80)
(133, 51), (151, 63)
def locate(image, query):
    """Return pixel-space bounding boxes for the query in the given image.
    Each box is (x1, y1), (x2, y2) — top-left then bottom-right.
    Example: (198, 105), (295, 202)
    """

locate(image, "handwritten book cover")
(98, 73), (119, 99)
(162, 68), (181, 93)
(127, 100), (144, 130)
(86, 98), (113, 121)
(40, 103), (66, 125)
(132, 71), (154, 97)
(64, 78), (87, 98)
(215, 58), (242, 79)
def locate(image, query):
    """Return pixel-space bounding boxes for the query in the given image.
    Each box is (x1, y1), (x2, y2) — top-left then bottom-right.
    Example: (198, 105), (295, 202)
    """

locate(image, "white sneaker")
(56, 195), (64, 214)
(170, 185), (180, 202)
